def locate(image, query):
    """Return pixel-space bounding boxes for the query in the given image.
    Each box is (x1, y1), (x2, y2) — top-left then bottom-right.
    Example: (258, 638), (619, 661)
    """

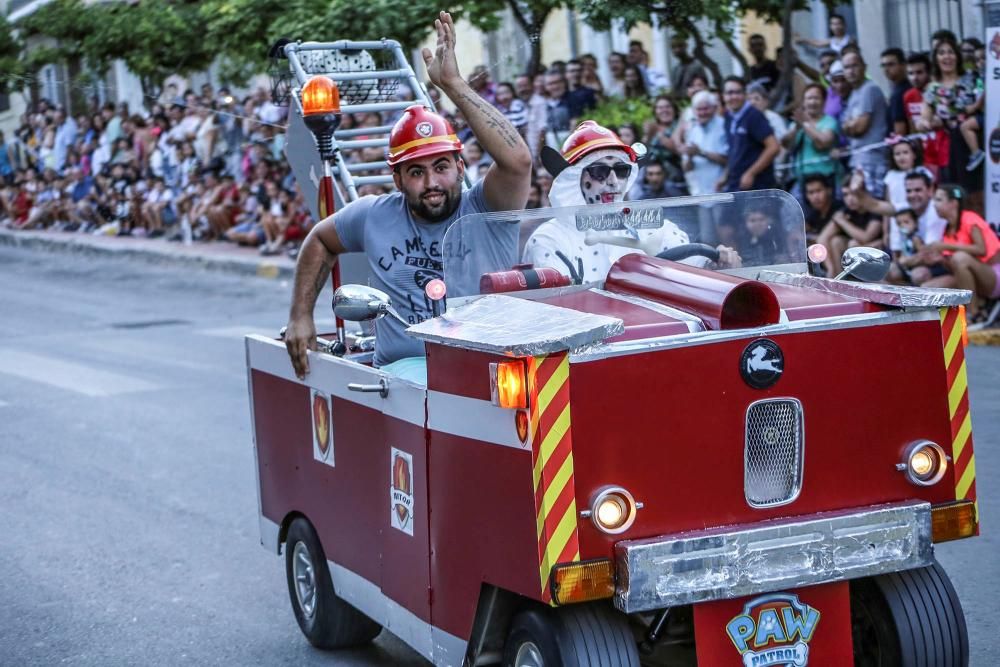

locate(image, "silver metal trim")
(902, 440), (948, 486)
(758, 270), (973, 307)
(407, 293), (624, 357)
(614, 501), (933, 613)
(744, 398), (805, 509)
(260, 516), (281, 555)
(326, 560), (469, 665)
(427, 390), (527, 450)
(590, 486), (639, 534)
(570, 308), (939, 363)
(245, 334), (425, 426)
(246, 337), (267, 549)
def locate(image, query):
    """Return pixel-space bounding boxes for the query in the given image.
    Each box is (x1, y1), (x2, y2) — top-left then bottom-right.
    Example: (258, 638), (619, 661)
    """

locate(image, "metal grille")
(297, 47), (402, 105)
(745, 399), (804, 508)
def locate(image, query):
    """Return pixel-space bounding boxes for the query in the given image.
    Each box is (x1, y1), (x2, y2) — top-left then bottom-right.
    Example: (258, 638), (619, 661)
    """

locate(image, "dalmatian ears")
(541, 146), (570, 178)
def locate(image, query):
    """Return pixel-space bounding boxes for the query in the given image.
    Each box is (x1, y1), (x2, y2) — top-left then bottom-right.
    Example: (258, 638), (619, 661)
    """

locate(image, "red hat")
(560, 120), (638, 165)
(386, 105), (463, 167)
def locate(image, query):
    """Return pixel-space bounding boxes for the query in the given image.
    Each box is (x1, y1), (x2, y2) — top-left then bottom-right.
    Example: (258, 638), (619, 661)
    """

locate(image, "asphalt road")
(0, 246), (997, 665)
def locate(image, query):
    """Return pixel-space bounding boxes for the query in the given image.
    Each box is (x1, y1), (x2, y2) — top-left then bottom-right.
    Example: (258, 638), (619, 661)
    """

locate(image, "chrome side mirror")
(333, 285), (407, 325)
(836, 247), (891, 282)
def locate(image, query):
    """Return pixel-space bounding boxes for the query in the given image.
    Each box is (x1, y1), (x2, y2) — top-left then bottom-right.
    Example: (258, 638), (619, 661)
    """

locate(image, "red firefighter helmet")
(560, 120), (638, 165)
(386, 105), (463, 167)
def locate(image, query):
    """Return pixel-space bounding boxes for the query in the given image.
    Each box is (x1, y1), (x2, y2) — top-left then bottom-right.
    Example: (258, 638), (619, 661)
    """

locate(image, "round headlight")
(590, 487), (637, 534)
(902, 440), (947, 486)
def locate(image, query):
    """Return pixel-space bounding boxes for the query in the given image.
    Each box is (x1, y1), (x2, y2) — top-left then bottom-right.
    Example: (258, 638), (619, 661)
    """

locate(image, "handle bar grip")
(656, 243), (720, 263)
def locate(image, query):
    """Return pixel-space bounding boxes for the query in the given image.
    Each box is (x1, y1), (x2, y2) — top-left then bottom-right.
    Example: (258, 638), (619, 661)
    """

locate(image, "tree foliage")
(197, 0), (512, 84)
(576, 0), (847, 98)
(16, 0), (213, 103)
(0, 16), (26, 97)
(9, 0), (849, 106)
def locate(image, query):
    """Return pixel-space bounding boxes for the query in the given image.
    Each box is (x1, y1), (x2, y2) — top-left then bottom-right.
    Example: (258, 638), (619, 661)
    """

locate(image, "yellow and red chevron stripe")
(940, 307), (977, 522)
(530, 353), (580, 602)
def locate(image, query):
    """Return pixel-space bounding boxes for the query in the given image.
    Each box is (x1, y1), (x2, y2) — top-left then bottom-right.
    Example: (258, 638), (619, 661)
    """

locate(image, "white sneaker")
(967, 151), (985, 172)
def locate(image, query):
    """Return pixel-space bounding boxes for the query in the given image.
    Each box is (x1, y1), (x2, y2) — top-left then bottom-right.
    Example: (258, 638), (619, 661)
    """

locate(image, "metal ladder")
(274, 39), (437, 218)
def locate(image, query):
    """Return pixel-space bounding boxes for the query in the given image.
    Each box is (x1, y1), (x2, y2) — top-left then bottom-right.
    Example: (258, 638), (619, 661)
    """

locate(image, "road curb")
(968, 328), (1000, 346)
(0, 228), (295, 279)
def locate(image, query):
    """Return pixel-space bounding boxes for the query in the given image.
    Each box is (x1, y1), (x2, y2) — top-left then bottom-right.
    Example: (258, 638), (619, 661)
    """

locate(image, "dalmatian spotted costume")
(300, 48), (379, 103)
(521, 122), (698, 282)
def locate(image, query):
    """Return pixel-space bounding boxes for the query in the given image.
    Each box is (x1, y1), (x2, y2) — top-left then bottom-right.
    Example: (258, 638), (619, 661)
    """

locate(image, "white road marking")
(0, 349), (160, 397)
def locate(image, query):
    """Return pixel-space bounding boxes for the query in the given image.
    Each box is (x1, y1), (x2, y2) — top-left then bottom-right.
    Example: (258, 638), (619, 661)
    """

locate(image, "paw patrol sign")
(726, 593), (820, 667)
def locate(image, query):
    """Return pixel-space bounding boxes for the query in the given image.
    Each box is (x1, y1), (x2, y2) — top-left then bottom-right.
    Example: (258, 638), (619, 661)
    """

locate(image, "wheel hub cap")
(292, 541), (317, 620)
(514, 641), (543, 667)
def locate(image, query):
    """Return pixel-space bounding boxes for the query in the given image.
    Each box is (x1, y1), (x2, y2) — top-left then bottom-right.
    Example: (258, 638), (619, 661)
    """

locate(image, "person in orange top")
(923, 184), (1000, 319)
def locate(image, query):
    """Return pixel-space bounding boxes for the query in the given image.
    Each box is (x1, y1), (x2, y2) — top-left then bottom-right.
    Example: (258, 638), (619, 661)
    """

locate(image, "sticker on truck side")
(390, 447), (414, 535)
(311, 389), (334, 466)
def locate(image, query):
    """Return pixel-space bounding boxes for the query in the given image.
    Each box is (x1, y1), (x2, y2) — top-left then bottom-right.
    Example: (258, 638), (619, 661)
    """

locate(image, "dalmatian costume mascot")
(522, 121), (739, 282)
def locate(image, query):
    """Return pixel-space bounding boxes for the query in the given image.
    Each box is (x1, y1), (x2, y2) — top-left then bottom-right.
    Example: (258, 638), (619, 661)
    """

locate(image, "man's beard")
(406, 185), (462, 223)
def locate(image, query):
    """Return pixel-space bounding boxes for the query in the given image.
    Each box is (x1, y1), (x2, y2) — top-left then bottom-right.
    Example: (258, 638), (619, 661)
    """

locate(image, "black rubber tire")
(284, 518), (381, 649)
(851, 560), (968, 667)
(502, 603), (640, 667)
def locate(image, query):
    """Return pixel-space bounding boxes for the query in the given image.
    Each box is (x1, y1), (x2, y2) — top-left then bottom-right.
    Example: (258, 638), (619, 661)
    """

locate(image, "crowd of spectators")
(0, 18), (993, 316)
(451, 19), (991, 317)
(0, 84), (314, 256)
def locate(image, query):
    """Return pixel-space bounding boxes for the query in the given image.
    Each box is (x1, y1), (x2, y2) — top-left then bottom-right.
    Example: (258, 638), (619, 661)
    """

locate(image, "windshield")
(441, 189), (807, 298)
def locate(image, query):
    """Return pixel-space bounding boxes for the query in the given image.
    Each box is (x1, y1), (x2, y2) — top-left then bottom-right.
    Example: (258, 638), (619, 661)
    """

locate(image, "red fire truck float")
(248, 39), (979, 667)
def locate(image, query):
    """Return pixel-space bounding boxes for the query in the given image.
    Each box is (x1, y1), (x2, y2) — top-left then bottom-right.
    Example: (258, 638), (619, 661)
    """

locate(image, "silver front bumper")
(614, 501), (932, 613)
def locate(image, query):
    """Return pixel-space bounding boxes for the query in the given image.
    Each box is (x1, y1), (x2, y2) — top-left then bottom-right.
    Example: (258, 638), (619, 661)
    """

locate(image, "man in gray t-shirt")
(334, 181), (516, 366)
(841, 51), (888, 197)
(284, 11), (532, 377)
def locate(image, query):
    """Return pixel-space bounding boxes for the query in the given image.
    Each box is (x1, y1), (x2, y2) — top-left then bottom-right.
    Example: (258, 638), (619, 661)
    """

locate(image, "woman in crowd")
(882, 139), (925, 253)
(918, 36), (975, 187)
(623, 65), (649, 100)
(783, 83), (838, 196)
(616, 123), (640, 148)
(578, 54), (605, 97)
(605, 52), (628, 97)
(924, 185), (1000, 321)
(643, 95), (683, 178)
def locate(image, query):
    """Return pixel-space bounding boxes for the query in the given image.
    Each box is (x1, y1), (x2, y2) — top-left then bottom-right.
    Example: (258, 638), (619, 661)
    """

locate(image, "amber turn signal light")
(302, 75), (340, 115)
(490, 360), (528, 409)
(931, 501), (977, 543)
(550, 559), (615, 606)
(957, 305), (969, 348)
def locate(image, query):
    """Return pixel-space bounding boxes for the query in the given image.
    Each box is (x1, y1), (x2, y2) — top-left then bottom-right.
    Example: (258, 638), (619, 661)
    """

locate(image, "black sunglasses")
(583, 163), (631, 181)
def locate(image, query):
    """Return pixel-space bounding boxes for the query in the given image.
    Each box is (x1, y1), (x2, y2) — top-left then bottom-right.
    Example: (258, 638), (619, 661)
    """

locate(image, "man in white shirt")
(681, 91), (728, 195)
(848, 169), (946, 284)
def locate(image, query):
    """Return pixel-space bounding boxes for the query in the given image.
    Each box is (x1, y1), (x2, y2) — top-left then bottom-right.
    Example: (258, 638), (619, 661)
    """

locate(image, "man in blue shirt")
(721, 76), (780, 192)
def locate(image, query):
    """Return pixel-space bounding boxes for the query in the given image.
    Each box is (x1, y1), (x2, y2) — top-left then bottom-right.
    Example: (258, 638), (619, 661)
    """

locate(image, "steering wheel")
(656, 243), (720, 263)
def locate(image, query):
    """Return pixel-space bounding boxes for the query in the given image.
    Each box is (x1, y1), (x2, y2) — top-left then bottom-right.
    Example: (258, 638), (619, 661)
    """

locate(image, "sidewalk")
(0, 227), (296, 279)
